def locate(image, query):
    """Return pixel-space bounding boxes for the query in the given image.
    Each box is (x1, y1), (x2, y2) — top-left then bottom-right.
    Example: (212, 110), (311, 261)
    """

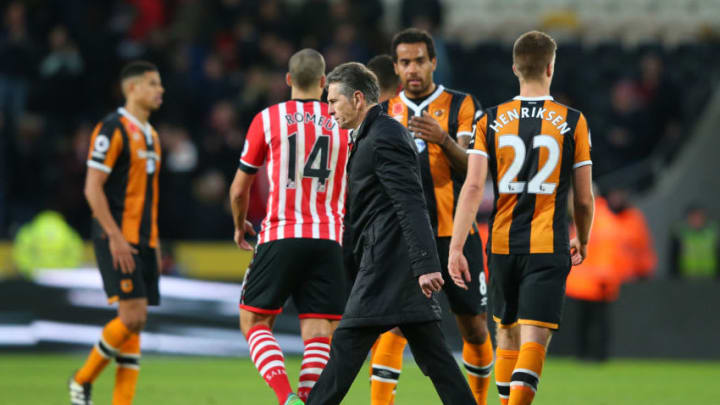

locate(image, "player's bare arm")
(229, 169), (258, 251)
(448, 153), (488, 289)
(84, 167), (138, 274)
(570, 164), (594, 265)
(408, 110), (469, 173)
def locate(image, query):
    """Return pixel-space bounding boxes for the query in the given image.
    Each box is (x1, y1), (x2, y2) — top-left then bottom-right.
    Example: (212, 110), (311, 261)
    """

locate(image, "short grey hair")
(326, 62), (380, 104)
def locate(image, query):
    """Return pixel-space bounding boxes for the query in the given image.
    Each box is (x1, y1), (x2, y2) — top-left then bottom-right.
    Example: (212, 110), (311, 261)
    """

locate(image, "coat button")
(421, 250), (428, 256)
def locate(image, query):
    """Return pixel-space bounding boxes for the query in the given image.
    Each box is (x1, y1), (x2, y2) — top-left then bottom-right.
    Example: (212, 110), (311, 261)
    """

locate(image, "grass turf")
(0, 353), (717, 404)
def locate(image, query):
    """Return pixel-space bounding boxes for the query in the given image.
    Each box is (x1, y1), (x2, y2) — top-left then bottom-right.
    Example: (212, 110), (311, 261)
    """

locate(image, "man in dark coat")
(305, 62), (475, 404)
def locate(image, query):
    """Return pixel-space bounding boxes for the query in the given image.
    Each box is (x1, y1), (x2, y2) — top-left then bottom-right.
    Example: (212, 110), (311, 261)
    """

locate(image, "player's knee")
(299, 319), (333, 340)
(120, 313), (146, 333)
(496, 327), (520, 350)
(461, 324), (489, 345)
(239, 310), (273, 337)
(457, 313), (489, 344)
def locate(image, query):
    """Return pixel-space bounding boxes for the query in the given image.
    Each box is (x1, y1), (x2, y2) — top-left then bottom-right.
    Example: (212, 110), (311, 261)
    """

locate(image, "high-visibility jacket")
(566, 198), (625, 301)
(614, 206), (657, 281)
(672, 221), (718, 277)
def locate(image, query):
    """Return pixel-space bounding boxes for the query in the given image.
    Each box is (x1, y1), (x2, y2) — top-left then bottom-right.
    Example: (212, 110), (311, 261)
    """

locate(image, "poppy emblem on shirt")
(121, 279), (134, 293)
(392, 103), (403, 115)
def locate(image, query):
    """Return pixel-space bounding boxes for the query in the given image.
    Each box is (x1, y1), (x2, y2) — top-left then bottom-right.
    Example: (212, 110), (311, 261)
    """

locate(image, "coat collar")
(352, 104), (383, 143)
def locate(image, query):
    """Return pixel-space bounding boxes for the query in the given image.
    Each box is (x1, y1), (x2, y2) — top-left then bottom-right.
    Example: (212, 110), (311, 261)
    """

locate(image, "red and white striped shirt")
(239, 100), (350, 245)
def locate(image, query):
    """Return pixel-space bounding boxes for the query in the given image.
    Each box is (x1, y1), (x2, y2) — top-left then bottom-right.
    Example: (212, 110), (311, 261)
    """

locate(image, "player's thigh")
(440, 235), (488, 316)
(488, 253), (521, 328)
(517, 253), (572, 331)
(94, 237), (149, 305)
(292, 239), (346, 320)
(240, 239), (301, 315)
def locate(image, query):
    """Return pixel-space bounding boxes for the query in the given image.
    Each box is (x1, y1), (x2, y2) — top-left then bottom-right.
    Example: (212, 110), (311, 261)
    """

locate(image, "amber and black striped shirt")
(470, 96), (592, 255)
(384, 85), (482, 237)
(87, 107), (161, 248)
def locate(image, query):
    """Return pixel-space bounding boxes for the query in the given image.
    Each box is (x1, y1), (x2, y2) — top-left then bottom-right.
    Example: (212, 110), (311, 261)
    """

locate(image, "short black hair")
(120, 61), (158, 81)
(391, 28), (436, 62)
(367, 54), (400, 94)
(326, 62), (380, 104)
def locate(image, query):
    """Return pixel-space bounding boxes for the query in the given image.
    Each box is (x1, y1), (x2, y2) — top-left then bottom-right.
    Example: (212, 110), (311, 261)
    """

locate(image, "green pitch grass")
(0, 353), (717, 404)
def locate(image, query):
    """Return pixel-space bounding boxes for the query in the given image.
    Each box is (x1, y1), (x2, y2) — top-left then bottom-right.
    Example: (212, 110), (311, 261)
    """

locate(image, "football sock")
(462, 338), (494, 405)
(247, 325), (293, 404)
(75, 317), (133, 384)
(495, 348), (519, 405)
(297, 336), (331, 401)
(370, 331), (407, 405)
(113, 333), (141, 405)
(508, 342), (546, 405)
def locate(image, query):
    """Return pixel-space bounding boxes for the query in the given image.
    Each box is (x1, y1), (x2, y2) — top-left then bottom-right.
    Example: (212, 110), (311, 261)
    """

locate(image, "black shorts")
(488, 253), (571, 330)
(94, 237), (160, 306)
(437, 234), (487, 315)
(240, 238), (347, 320)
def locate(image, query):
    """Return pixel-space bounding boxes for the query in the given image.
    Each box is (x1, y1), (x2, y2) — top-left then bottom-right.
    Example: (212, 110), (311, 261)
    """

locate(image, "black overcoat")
(340, 105), (442, 328)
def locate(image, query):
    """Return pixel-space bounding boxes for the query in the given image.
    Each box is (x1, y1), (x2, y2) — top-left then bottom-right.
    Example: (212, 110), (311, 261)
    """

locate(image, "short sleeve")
(457, 95), (482, 138)
(467, 114), (488, 158)
(573, 113), (592, 169)
(239, 112), (267, 174)
(87, 121), (124, 173)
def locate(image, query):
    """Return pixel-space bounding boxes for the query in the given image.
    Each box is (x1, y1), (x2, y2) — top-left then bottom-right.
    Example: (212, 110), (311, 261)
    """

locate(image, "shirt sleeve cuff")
(238, 159), (260, 174)
(467, 150), (489, 158)
(573, 160), (592, 169)
(87, 160), (111, 173)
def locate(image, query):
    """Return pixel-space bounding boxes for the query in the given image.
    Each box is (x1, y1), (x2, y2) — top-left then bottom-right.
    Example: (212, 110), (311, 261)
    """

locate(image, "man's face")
(327, 83), (359, 130)
(394, 42), (436, 97)
(128, 71), (164, 111)
(688, 210), (707, 229)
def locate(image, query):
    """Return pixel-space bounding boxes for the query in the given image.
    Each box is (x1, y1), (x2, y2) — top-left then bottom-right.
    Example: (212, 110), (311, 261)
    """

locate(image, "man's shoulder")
(368, 112), (414, 152)
(441, 86), (472, 100)
(371, 111), (409, 136)
(257, 100), (334, 123)
(97, 111), (123, 128)
(548, 99), (584, 117)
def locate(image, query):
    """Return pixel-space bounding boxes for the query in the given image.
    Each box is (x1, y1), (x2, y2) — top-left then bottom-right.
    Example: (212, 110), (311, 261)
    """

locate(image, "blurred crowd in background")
(0, 0), (719, 263)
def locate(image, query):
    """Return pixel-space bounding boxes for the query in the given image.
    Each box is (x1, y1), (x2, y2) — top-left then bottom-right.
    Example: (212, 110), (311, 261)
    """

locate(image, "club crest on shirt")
(434, 109), (444, 117)
(121, 279), (133, 293)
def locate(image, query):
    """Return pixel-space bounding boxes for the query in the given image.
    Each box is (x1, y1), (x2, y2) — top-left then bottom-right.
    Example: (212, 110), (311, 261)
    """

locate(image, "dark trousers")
(305, 320), (475, 405)
(568, 297), (611, 361)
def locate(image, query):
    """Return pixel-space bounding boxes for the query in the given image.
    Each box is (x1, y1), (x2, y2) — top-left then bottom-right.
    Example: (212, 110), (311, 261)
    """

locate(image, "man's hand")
(418, 271), (444, 298)
(409, 111), (449, 145)
(234, 220), (257, 251)
(570, 238), (588, 266)
(109, 233), (138, 274)
(448, 249), (471, 290)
